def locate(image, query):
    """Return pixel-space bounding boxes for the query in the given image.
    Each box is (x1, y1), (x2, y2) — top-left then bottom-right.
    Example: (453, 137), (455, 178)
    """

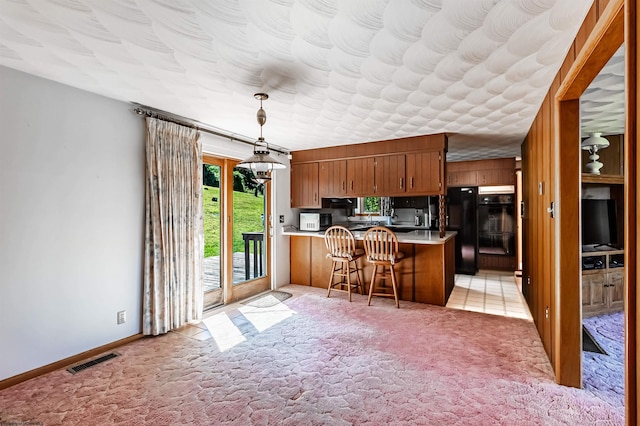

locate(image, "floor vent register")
(67, 352), (120, 374)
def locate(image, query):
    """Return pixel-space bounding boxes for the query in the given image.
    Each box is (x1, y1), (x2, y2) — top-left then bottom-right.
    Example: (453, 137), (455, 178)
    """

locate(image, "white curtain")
(143, 117), (204, 336)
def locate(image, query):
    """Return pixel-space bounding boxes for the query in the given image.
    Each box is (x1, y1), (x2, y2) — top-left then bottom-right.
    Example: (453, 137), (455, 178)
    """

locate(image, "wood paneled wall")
(523, 0), (639, 421)
(522, 0), (613, 379)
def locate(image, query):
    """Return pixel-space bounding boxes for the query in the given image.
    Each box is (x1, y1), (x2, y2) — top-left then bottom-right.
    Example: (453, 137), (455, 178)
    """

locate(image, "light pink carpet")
(0, 285), (624, 425)
(583, 311), (625, 409)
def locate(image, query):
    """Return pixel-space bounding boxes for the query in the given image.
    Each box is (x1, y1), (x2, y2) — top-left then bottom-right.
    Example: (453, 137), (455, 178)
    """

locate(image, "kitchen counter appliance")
(299, 213), (332, 231)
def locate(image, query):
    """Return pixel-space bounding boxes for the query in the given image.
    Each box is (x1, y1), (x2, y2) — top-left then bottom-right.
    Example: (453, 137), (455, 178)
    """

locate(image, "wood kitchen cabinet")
(319, 160), (347, 197)
(291, 162), (320, 208)
(447, 158), (515, 187)
(405, 151), (443, 195)
(477, 168), (515, 185)
(347, 157), (375, 196)
(376, 154), (406, 195)
(289, 234), (456, 306)
(290, 235), (361, 290)
(290, 133), (448, 204)
(290, 236), (312, 285)
(447, 170), (478, 186)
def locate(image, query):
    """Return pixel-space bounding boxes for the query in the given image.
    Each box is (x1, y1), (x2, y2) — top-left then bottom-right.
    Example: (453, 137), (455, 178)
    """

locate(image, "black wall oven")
(478, 194), (515, 257)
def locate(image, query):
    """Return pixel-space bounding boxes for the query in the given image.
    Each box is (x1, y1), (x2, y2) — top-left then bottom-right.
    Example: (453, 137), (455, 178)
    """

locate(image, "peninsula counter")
(282, 229), (457, 306)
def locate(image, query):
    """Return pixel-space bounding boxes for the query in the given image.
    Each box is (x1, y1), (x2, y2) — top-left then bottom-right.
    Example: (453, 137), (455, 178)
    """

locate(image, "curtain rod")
(131, 103), (290, 156)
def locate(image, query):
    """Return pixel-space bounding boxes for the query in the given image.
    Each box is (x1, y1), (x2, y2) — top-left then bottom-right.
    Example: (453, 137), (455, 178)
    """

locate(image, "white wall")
(272, 168), (292, 288)
(0, 66), (145, 380)
(0, 66), (294, 381)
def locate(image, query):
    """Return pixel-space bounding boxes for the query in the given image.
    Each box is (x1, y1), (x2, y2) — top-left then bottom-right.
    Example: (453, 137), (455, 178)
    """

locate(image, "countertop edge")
(281, 230), (457, 245)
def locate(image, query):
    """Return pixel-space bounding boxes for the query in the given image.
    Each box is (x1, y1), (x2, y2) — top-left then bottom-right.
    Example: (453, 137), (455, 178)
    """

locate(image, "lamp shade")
(581, 132), (610, 150)
(236, 138), (286, 172)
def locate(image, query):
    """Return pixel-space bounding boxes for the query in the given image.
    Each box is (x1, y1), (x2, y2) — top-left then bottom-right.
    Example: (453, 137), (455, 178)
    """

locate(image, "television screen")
(581, 199), (618, 247)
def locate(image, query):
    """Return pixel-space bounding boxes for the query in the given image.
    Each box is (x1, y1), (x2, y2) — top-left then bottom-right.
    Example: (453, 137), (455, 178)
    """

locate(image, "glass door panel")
(232, 168), (266, 284)
(203, 163), (223, 309)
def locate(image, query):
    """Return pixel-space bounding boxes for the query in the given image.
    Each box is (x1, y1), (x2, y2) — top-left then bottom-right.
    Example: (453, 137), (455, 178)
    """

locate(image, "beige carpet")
(0, 285), (624, 425)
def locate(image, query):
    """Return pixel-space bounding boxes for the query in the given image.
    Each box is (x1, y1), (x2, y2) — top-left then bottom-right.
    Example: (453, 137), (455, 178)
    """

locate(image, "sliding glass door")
(202, 156), (271, 309)
(203, 160), (224, 309)
(230, 166), (270, 301)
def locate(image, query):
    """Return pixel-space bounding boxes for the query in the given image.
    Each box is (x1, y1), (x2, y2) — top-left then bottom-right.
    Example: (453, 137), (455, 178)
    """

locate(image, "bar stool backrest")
(324, 225), (358, 260)
(363, 226), (401, 265)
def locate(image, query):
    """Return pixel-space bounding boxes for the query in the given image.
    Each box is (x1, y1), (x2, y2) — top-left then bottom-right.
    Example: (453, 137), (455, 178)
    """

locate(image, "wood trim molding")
(0, 334), (143, 391)
(624, 0), (638, 422)
(557, 0), (624, 101)
(550, 0), (625, 390)
(555, 98), (582, 388)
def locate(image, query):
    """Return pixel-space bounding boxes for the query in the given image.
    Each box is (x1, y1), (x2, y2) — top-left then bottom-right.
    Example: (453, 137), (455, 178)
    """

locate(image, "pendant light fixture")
(236, 93), (286, 184)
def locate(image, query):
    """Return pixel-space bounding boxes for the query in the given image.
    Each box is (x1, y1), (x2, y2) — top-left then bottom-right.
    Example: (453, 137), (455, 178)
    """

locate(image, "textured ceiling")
(0, 0), (596, 161)
(581, 45), (625, 138)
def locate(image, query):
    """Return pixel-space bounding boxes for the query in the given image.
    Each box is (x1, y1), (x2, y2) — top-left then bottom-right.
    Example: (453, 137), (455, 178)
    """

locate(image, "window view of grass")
(203, 165), (265, 258)
(363, 196), (380, 213)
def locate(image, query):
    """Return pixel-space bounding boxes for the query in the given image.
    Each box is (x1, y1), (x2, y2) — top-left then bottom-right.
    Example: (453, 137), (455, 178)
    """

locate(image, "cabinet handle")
(342, 181), (346, 191)
(410, 177), (414, 188)
(350, 181), (353, 191)
(400, 177), (403, 188)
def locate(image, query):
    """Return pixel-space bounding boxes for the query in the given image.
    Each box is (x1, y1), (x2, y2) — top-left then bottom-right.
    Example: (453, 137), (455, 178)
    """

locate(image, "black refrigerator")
(447, 187), (478, 275)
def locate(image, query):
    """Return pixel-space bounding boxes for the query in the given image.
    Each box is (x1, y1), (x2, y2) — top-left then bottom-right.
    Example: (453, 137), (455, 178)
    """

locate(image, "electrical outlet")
(117, 310), (126, 325)
(279, 215), (285, 223)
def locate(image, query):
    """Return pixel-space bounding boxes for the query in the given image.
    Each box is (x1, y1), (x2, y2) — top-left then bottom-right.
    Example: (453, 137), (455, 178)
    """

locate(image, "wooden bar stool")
(362, 226), (405, 308)
(324, 225), (365, 301)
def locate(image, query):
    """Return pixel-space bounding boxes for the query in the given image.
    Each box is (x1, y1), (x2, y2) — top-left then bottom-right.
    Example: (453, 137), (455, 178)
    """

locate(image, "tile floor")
(446, 271), (533, 320)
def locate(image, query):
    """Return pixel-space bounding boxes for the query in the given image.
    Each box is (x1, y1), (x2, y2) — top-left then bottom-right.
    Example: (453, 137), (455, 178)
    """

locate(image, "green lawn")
(203, 185), (265, 257)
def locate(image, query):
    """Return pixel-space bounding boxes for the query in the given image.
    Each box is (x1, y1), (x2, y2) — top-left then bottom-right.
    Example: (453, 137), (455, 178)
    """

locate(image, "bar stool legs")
(362, 226), (405, 308)
(327, 258), (363, 302)
(367, 264), (400, 308)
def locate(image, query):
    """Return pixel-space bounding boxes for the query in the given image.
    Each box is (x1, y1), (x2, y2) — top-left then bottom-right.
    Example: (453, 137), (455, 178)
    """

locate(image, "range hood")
(321, 197), (358, 208)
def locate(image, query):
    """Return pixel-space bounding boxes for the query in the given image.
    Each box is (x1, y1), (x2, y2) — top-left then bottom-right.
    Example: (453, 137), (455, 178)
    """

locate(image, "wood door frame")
(225, 160), (272, 304)
(203, 155), (273, 306)
(555, 0), (638, 421)
(202, 155), (226, 308)
(625, 0), (638, 422)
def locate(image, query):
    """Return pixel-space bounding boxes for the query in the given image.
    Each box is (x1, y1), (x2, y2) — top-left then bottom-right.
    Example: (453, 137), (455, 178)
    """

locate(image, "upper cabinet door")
(319, 160), (347, 197)
(347, 157), (375, 196)
(477, 168), (515, 185)
(406, 151), (443, 195)
(291, 162), (320, 208)
(375, 154), (406, 195)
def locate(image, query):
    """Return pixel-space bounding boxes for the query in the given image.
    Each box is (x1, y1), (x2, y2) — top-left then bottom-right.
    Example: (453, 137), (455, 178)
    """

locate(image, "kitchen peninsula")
(283, 227), (456, 306)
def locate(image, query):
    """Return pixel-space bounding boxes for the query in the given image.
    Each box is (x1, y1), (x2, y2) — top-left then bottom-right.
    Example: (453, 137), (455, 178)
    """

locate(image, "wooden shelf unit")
(580, 166), (625, 318)
(581, 248), (624, 317)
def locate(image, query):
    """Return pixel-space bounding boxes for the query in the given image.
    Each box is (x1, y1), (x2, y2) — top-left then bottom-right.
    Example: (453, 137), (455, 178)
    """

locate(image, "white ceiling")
(581, 45), (625, 138)
(0, 0), (599, 161)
